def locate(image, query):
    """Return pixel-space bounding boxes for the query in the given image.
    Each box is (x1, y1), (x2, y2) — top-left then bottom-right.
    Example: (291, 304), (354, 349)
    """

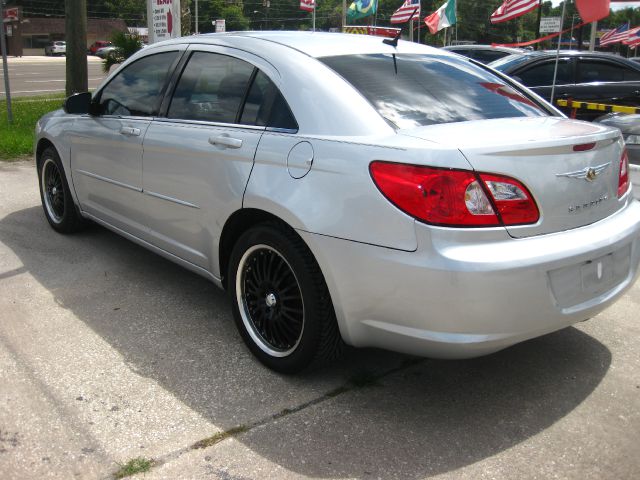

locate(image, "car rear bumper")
(299, 199), (640, 359)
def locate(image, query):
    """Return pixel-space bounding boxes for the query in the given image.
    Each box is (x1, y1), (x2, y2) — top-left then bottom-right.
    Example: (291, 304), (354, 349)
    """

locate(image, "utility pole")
(534, 0), (542, 50)
(65, 0), (88, 96)
(1, 0), (13, 123)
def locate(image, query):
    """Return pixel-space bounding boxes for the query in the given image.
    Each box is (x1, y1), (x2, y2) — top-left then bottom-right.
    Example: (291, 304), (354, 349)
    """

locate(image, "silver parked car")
(35, 32), (640, 373)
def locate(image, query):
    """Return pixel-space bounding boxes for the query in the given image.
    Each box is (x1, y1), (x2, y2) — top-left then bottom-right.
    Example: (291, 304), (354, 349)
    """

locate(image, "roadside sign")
(215, 19), (225, 33)
(540, 16), (562, 33)
(147, 0), (181, 44)
(3, 7), (19, 22)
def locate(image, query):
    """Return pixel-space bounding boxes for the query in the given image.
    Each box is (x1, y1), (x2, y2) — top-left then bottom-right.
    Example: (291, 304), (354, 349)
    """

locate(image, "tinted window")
(320, 54), (547, 129)
(577, 60), (640, 83)
(168, 52), (254, 123)
(240, 70), (298, 130)
(99, 51), (178, 116)
(450, 49), (471, 58)
(516, 59), (573, 86)
(473, 50), (510, 64)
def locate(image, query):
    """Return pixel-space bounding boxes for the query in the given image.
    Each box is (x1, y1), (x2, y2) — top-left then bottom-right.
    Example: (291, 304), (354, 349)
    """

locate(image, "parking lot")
(0, 159), (638, 479)
(0, 57), (106, 97)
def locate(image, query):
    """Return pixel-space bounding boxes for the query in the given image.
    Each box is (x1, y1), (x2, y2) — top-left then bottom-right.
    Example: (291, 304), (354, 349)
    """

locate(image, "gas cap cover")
(287, 141), (314, 179)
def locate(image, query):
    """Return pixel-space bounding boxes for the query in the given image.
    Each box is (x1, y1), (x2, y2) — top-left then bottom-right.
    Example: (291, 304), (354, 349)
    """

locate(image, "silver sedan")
(35, 32), (640, 373)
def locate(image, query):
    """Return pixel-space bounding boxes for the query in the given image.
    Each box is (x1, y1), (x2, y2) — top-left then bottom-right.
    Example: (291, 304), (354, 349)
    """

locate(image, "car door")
(140, 47), (281, 273)
(574, 57), (640, 106)
(69, 48), (181, 238)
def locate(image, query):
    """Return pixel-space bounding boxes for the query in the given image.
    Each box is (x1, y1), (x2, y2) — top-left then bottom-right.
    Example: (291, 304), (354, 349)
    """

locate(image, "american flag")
(300, 0), (315, 12)
(622, 26), (640, 47)
(490, 0), (540, 25)
(600, 23), (630, 46)
(390, 0), (421, 24)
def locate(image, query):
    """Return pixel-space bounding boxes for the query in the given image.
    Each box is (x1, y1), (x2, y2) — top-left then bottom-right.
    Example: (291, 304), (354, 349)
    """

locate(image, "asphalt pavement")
(0, 57), (106, 97)
(0, 160), (639, 479)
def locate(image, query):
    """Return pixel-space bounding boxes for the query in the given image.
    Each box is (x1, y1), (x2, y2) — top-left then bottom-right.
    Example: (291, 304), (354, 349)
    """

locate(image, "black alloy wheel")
(228, 223), (343, 373)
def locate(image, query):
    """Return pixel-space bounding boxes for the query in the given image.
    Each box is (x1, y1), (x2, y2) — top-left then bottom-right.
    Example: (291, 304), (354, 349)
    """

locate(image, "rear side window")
(240, 70), (298, 130)
(320, 54), (547, 129)
(576, 60), (640, 83)
(516, 59), (573, 86)
(98, 51), (178, 117)
(168, 52), (254, 123)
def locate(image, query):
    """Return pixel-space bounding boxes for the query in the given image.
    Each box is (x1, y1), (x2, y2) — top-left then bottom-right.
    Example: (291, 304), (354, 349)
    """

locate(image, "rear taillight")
(618, 149), (630, 198)
(370, 161), (539, 227)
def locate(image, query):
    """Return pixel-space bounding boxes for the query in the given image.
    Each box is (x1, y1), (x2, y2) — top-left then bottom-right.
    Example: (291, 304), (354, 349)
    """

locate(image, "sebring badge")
(556, 162), (610, 182)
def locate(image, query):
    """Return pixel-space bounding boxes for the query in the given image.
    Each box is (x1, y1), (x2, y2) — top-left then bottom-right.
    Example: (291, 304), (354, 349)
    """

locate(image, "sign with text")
(147, 0), (181, 44)
(215, 19), (226, 33)
(540, 17), (562, 33)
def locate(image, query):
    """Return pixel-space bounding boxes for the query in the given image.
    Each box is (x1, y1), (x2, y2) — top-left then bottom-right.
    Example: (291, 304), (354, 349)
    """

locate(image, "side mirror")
(63, 92), (92, 114)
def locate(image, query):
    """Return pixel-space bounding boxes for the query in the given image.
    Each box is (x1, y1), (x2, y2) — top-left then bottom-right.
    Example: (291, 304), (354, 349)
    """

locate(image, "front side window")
(168, 52), (254, 123)
(98, 51), (178, 117)
(320, 54), (547, 129)
(516, 59), (573, 87)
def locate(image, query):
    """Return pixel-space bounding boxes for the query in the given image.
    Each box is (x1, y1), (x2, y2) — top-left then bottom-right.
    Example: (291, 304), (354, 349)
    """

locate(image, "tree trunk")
(65, 0), (88, 96)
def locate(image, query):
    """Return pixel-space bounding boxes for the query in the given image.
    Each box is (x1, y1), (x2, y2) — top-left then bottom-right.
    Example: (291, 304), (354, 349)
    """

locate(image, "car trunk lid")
(399, 117), (625, 238)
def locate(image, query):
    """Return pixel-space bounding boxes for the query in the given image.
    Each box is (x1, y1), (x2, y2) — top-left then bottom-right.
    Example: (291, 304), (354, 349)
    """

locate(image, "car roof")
(147, 31), (444, 58)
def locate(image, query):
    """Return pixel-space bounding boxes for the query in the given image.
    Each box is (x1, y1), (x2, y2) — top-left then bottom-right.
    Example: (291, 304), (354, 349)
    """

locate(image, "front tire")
(228, 224), (343, 373)
(37, 146), (87, 233)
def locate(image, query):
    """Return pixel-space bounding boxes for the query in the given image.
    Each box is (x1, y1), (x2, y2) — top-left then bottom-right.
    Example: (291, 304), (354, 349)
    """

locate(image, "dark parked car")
(490, 51), (640, 120)
(442, 45), (524, 64)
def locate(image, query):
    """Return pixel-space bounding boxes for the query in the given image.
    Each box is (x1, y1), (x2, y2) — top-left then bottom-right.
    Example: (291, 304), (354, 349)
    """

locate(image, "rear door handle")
(120, 126), (141, 136)
(209, 135), (243, 149)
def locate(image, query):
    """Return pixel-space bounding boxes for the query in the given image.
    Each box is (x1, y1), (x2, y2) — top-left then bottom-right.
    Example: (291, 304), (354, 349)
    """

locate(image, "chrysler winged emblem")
(556, 163), (610, 182)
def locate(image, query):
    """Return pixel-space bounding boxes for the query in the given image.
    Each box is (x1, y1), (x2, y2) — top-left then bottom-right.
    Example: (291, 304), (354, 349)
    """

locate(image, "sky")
(550, 1), (640, 10)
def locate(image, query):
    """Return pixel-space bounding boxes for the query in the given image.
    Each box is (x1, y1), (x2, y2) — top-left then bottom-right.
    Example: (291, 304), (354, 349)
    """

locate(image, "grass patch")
(191, 425), (249, 450)
(0, 94), (66, 160)
(113, 457), (154, 479)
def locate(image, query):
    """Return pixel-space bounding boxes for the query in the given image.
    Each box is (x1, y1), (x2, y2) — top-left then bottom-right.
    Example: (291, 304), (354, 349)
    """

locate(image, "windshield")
(320, 53), (547, 129)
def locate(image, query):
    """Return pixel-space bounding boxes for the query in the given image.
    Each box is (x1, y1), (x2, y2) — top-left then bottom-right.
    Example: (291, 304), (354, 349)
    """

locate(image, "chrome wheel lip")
(236, 244), (305, 358)
(41, 158), (64, 224)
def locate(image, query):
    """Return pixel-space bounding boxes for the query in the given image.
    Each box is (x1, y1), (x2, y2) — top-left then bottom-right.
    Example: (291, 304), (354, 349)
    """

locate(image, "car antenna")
(383, 8), (418, 48)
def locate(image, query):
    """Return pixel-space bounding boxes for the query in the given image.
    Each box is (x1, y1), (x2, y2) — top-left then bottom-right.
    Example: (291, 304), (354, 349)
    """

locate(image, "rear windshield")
(320, 54), (547, 129)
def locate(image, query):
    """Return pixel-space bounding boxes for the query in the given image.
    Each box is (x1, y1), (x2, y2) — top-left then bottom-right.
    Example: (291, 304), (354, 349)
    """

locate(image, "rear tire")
(37, 146), (87, 233)
(228, 223), (343, 373)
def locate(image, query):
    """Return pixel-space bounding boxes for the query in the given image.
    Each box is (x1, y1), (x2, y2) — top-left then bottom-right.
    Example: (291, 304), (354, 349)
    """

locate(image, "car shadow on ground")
(0, 206), (612, 478)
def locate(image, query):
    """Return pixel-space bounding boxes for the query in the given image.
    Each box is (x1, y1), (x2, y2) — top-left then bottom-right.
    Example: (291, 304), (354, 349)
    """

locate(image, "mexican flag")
(425, 0), (457, 35)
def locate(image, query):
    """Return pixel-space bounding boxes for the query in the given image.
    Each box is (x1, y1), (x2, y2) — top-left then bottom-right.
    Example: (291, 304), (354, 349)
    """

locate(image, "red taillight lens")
(479, 174), (540, 225)
(618, 149), (630, 198)
(370, 161), (539, 227)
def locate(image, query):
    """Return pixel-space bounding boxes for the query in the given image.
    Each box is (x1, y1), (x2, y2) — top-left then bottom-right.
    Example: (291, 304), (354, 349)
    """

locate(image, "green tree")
(102, 31), (143, 72)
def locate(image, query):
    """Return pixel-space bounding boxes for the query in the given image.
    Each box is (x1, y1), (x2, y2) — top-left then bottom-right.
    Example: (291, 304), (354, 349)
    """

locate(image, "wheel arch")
(36, 138), (56, 165)
(219, 208), (298, 290)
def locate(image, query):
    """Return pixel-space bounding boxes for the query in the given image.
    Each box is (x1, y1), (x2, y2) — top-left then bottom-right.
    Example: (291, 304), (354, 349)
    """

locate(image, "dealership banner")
(147, 0), (181, 44)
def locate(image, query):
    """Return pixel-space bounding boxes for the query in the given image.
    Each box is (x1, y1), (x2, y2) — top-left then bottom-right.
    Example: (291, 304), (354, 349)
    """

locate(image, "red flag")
(575, 0), (610, 23)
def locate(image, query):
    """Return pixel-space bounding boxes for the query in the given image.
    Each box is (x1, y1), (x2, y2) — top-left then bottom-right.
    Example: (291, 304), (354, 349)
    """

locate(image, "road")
(1, 160), (639, 479)
(0, 57), (106, 97)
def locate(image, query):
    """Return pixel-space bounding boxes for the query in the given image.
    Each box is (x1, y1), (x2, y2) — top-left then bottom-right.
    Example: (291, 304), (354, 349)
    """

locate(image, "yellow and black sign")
(556, 99), (640, 115)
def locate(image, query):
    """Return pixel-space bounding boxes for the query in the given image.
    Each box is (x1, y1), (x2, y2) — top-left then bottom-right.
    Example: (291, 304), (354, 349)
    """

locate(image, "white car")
(35, 32), (640, 372)
(44, 41), (66, 56)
